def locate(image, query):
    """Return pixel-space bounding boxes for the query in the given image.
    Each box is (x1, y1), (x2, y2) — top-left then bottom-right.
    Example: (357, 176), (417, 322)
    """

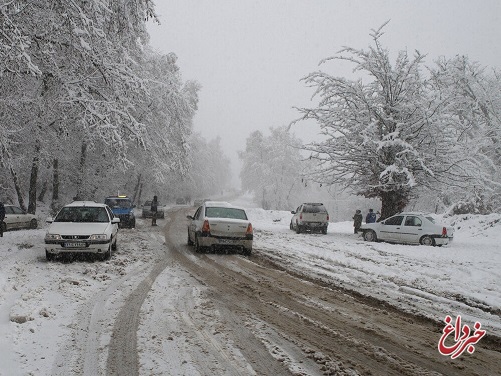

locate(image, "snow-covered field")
(246, 208), (501, 337)
(0, 197), (500, 375)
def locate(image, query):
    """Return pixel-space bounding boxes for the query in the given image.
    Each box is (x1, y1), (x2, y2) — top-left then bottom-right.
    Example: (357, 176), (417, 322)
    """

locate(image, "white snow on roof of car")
(204, 201), (246, 210)
(66, 201), (106, 207)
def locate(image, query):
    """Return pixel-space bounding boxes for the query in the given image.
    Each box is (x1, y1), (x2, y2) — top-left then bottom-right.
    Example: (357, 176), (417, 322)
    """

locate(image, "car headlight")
(45, 234), (61, 240)
(90, 234), (108, 240)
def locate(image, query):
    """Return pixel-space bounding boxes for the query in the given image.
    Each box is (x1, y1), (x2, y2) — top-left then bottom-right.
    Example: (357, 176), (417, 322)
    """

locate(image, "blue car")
(104, 195), (136, 228)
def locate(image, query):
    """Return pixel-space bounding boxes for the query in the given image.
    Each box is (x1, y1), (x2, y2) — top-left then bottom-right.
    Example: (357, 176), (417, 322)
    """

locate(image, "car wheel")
(420, 235), (435, 246)
(195, 235), (202, 253)
(187, 230), (194, 245)
(243, 247), (252, 256)
(296, 223), (301, 234)
(30, 218), (38, 229)
(1, 221), (6, 232)
(322, 227), (327, 235)
(45, 251), (54, 262)
(101, 245), (112, 261)
(111, 236), (117, 251)
(363, 230), (377, 242)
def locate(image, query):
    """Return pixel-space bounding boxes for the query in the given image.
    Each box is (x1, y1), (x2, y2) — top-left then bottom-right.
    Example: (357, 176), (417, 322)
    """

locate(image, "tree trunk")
(10, 166), (27, 212)
(51, 158), (59, 215)
(27, 141), (41, 214)
(75, 142), (87, 200)
(52, 159), (59, 201)
(136, 183), (143, 207)
(380, 190), (409, 220)
(38, 180), (48, 202)
(132, 174), (142, 204)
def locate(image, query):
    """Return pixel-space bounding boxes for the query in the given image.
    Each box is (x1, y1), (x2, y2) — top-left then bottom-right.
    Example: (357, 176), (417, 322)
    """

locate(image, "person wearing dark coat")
(151, 196), (158, 226)
(0, 202), (5, 237)
(353, 210), (363, 234)
(366, 208), (377, 223)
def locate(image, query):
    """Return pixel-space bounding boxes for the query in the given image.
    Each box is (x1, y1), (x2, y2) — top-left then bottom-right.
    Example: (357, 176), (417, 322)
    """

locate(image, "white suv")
(44, 201), (120, 261)
(290, 203), (329, 234)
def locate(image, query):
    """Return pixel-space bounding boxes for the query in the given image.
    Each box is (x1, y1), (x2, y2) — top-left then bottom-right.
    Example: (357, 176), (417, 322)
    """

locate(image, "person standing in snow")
(0, 202), (5, 237)
(366, 208), (377, 223)
(151, 196), (158, 226)
(353, 209), (363, 234)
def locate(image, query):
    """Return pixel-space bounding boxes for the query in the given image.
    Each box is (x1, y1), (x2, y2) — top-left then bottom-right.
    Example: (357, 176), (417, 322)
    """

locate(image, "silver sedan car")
(2, 205), (38, 231)
(187, 201), (253, 255)
(360, 212), (454, 246)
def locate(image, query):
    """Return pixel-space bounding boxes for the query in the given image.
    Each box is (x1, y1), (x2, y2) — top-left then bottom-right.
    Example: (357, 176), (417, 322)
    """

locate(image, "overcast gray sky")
(146, 0), (501, 187)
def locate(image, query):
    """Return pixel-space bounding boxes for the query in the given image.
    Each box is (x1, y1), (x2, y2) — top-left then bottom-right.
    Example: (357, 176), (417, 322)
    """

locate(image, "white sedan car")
(360, 212), (454, 246)
(2, 205), (38, 231)
(187, 201), (253, 255)
(44, 201), (120, 261)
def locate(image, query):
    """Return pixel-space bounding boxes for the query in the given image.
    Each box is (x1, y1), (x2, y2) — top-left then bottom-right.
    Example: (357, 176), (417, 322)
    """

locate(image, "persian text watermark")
(438, 315), (486, 359)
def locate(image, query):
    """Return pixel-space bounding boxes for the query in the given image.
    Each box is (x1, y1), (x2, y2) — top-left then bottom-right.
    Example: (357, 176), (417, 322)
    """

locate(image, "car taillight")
(327, 214), (329, 221)
(246, 223), (253, 240)
(442, 227), (447, 237)
(300, 213), (303, 220)
(202, 220), (210, 234)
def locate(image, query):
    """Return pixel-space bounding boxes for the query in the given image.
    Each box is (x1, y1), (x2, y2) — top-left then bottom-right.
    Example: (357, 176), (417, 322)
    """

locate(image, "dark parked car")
(142, 200), (165, 219)
(104, 195), (135, 228)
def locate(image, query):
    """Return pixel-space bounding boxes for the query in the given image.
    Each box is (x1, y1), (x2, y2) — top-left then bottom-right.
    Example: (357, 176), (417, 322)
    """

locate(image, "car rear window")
(205, 207), (248, 220)
(303, 204), (327, 213)
(105, 198), (131, 208)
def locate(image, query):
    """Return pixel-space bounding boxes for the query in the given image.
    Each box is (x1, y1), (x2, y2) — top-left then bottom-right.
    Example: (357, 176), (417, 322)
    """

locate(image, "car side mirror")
(46, 217), (53, 223)
(291, 211), (296, 214)
(186, 215), (194, 220)
(112, 218), (120, 224)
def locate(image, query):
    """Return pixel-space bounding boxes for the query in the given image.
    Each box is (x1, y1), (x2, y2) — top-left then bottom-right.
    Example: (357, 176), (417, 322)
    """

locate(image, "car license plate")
(218, 239), (234, 244)
(64, 242), (86, 248)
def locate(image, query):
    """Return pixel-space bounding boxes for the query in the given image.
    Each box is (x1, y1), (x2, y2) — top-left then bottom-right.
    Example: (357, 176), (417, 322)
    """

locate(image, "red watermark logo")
(438, 315), (486, 359)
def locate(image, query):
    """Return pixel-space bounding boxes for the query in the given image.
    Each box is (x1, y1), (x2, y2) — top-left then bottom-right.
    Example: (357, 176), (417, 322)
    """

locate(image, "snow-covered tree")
(1, 2), (211, 212)
(239, 126), (306, 210)
(427, 56), (501, 213)
(296, 24), (470, 219)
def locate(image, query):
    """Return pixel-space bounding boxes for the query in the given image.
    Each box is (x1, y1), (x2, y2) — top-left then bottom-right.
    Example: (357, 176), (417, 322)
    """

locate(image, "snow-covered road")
(0, 201), (500, 375)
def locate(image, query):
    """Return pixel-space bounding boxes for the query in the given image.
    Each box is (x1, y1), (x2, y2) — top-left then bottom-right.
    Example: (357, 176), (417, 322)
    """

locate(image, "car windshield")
(205, 207), (248, 220)
(105, 198), (131, 208)
(303, 204), (326, 213)
(55, 207), (110, 223)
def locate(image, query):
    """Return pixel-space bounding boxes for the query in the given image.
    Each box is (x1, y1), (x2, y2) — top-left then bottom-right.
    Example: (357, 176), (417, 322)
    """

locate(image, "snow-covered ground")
(0, 196), (500, 375)
(246, 207), (501, 336)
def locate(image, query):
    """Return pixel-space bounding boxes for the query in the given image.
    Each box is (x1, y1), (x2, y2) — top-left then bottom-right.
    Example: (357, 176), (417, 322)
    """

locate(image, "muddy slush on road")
(105, 207), (501, 376)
